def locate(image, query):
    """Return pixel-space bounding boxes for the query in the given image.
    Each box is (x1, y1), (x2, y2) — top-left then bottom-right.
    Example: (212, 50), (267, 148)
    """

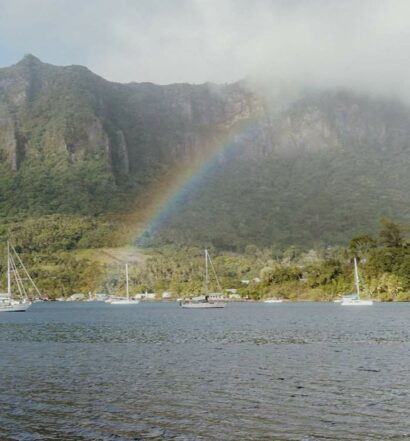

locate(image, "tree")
(379, 218), (403, 248)
(349, 234), (376, 257)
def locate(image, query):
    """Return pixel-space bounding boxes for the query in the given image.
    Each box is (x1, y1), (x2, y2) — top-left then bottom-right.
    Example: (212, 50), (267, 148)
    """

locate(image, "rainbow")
(121, 117), (259, 247)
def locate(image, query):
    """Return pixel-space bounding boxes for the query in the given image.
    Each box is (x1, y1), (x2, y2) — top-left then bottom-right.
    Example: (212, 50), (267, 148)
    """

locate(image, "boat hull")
(181, 302), (226, 309)
(264, 299), (283, 303)
(341, 299), (373, 306)
(106, 299), (140, 305)
(0, 302), (32, 312)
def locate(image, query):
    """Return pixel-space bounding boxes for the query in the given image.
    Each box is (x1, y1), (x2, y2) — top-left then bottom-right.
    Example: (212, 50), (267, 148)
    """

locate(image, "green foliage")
(0, 215), (115, 252)
(349, 234), (377, 258)
(30, 253), (104, 297)
(378, 218), (403, 248)
(0, 155), (123, 217)
(0, 215), (116, 298)
(0, 217), (409, 302)
(2, 58), (410, 300)
(260, 265), (302, 285)
(3, 57), (410, 251)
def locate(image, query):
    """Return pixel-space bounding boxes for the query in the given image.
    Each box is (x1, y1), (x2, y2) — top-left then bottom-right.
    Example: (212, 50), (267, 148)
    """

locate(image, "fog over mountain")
(2, 0), (410, 102)
(1, 55), (410, 249)
(1, 1), (410, 249)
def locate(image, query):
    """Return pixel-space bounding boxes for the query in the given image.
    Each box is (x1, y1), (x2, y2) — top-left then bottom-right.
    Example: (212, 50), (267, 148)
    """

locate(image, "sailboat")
(0, 241), (40, 312)
(180, 249), (226, 309)
(340, 258), (373, 306)
(105, 264), (140, 305)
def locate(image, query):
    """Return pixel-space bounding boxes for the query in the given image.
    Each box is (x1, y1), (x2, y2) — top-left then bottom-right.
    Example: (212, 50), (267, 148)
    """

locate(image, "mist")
(1, 0), (410, 100)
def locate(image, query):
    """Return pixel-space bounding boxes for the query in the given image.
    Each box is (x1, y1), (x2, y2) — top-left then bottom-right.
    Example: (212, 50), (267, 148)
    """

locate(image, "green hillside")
(1, 56), (410, 251)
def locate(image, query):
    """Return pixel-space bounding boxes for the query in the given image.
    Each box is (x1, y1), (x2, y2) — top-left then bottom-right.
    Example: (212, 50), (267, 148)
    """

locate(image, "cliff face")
(0, 56), (261, 174)
(1, 55), (410, 247)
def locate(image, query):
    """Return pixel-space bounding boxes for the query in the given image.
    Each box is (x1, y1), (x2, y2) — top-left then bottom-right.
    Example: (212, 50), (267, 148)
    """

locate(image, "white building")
(134, 291), (156, 300)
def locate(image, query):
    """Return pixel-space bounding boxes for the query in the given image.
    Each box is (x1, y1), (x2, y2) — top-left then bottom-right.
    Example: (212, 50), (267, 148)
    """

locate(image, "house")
(135, 291), (157, 300)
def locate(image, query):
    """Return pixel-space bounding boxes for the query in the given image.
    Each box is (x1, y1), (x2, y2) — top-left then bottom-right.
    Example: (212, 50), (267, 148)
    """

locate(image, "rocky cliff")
(1, 55), (410, 247)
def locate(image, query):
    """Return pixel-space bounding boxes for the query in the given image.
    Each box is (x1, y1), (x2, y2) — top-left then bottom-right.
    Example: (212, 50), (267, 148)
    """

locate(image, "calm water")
(0, 302), (409, 441)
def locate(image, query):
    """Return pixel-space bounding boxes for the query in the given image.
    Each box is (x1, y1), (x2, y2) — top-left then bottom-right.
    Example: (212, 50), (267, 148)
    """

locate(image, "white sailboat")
(106, 264), (140, 305)
(264, 299), (284, 303)
(0, 241), (39, 312)
(180, 249), (226, 309)
(341, 258), (373, 306)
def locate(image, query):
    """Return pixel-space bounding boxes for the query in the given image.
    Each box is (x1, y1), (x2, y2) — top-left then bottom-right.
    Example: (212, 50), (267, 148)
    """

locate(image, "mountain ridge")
(1, 56), (410, 248)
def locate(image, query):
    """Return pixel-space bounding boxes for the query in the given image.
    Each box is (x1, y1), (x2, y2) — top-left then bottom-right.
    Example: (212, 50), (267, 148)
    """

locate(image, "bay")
(0, 302), (409, 440)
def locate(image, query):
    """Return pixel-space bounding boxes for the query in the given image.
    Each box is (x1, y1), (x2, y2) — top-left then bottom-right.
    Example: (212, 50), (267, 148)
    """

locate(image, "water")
(0, 302), (409, 441)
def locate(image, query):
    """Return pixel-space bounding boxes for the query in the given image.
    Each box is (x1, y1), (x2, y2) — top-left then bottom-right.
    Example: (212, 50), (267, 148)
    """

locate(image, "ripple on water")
(0, 302), (410, 440)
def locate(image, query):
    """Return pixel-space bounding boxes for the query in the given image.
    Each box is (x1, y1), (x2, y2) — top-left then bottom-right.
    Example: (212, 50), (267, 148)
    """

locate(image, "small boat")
(0, 241), (40, 312)
(341, 258), (373, 306)
(264, 299), (283, 303)
(106, 264), (140, 305)
(180, 250), (226, 309)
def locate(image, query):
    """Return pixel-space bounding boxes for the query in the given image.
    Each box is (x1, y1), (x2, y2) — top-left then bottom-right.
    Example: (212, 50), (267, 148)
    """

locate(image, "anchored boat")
(341, 258), (373, 306)
(105, 264), (140, 305)
(0, 241), (40, 312)
(180, 250), (226, 309)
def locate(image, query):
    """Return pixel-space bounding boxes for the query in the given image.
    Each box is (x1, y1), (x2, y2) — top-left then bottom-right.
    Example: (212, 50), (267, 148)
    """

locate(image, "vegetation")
(1, 57), (410, 300)
(2, 56), (410, 250)
(133, 219), (410, 301)
(1, 215), (409, 302)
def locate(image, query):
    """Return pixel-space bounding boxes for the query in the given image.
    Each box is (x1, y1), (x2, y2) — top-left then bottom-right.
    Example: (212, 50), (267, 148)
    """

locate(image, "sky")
(1, 0), (410, 98)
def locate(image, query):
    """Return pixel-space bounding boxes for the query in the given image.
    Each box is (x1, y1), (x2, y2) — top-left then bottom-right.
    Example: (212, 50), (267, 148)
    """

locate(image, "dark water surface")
(0, 302), (409, 441)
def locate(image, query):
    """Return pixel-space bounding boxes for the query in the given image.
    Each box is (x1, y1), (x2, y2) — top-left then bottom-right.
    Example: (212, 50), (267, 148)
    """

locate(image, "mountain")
(1, 55), (410, 249)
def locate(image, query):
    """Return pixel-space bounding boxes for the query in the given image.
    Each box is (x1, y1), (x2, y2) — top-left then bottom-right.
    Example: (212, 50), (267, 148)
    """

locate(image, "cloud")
(1, 0), (410, 100)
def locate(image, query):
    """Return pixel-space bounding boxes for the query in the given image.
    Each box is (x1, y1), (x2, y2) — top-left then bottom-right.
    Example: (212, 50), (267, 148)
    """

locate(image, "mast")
(208, 251), (222, 293)
(125, 264), (129, 300)
(7, 241), (11, 297)
(354, 257), (361, 299)
(9, 242), (41, 298)
(205, 249), (208, 295)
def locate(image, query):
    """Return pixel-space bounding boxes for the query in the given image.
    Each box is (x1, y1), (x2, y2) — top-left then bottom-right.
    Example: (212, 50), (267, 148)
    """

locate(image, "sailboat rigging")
(340, 257), (373, 306)
(105, 264), (140, 305)
(180, 249), (226, 309)
(0, 241), (40, 312)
